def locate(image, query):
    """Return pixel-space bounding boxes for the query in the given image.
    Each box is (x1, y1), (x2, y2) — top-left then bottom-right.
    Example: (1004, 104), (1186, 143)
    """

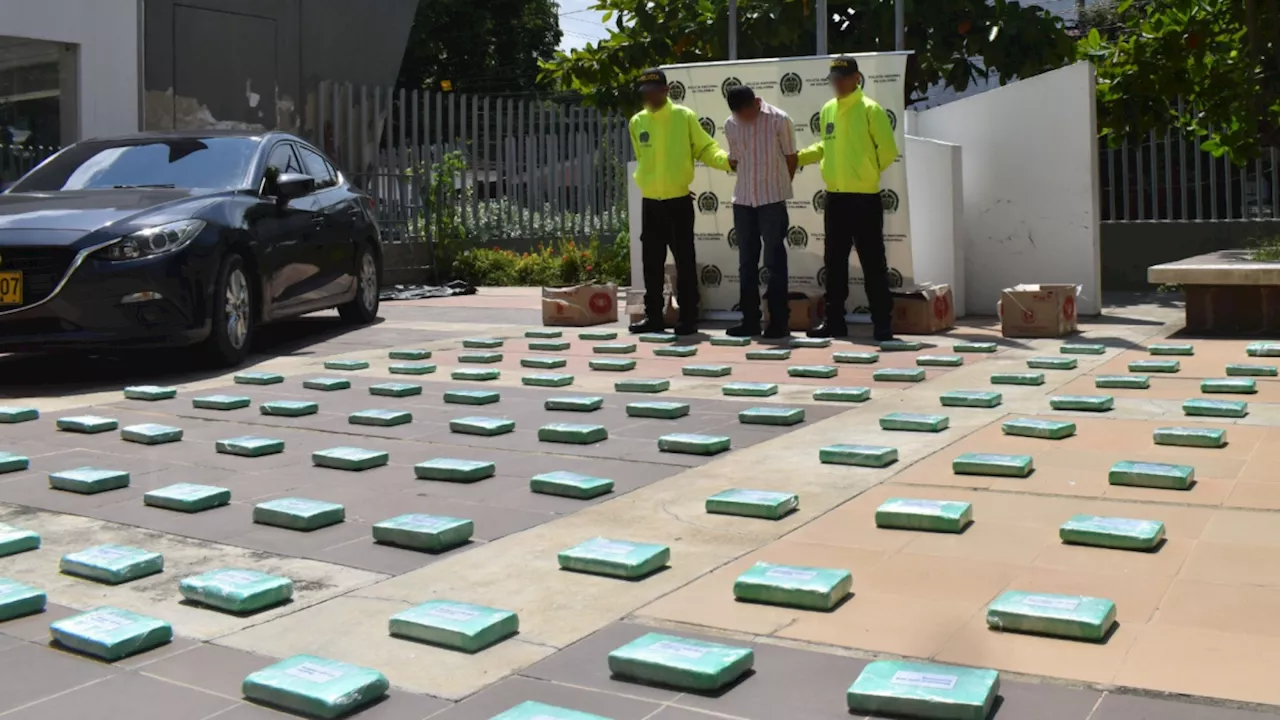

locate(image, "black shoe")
(674, 320), (698, 336)
(807, 322), (847, 338)
(762, 323), (789, 339)
(873, 326), (896, 342)
(727, 323), (760, 338)
(629, 317), (665, 334)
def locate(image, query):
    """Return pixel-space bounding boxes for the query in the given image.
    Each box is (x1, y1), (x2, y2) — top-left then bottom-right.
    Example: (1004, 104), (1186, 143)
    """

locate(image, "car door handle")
(311, 217), (326, 228)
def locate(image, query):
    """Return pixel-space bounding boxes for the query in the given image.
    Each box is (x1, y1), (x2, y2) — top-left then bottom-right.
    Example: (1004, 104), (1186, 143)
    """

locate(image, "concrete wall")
(905, 135), (966, 316)
(0, 0), (141, 140)
(913, 62), (1103, 316)
(1102, 220), (1280, 290)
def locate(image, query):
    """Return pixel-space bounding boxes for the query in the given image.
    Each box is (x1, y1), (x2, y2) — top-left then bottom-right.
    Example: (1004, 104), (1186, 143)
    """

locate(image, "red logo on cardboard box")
(1062, 295), (1076, 321)
(588, 292), (612, 315)
(1022, 308), (1035, 324)
(933, 294), (950, 320)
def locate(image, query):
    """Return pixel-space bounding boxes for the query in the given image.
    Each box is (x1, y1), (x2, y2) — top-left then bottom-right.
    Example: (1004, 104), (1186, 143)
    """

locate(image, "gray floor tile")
(140, 643), (276, 698)
(0, 603), (79, 642)
(0, 643), (121, 713)
(1090, 693), (1280, 720)
(520, 623), (684, 703)
(2, 672), (238, 720)
(990, 680), (1101, 719)
(432, 676), (660, 719)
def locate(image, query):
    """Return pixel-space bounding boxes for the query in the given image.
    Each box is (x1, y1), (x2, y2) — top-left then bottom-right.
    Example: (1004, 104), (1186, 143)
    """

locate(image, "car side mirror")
(274, 173), (316, 203)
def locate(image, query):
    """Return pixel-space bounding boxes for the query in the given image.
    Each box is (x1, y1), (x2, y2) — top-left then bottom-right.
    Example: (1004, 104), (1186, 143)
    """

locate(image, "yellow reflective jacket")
(629, 100), (731, 200)
(796, 89), (898, 194)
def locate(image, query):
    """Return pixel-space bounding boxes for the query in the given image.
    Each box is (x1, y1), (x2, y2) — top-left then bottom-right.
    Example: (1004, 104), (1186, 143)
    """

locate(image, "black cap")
(636, 68), (667, 93)
(828, 56), (859, 79)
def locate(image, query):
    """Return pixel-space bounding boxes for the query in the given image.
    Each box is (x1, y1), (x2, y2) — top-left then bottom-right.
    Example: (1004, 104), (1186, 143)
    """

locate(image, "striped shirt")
(723, 100), (796, 207)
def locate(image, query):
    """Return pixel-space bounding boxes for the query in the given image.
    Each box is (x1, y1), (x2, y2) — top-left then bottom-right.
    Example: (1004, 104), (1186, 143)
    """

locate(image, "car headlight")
(100, 219), (206, 261)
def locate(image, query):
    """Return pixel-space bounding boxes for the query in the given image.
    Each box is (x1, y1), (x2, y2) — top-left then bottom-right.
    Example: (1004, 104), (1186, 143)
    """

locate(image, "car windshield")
(8, 137), (260, 192)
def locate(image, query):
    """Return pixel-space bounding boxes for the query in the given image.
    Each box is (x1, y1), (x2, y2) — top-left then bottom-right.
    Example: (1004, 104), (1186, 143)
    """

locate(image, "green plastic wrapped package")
(722, 382), (778, 397)
(451, 417), (515, 436)
(452, 368), (501, 381)
(389, 362), (436, 376)
(880, 413), (949, 432)
(56, 415), (118, 434)
(739, 407), (805, 426)
(253, 498), (345, 530)
(0, 406), (39, 423)
(579, 330), (618, 340)
(0, 451), (29, 474)
(349, 409), (412, 427)
(846, 660), (998, 720)
(939, 390), (1002, 408)
(833, 351), (880, 364)
(589, 358), (636, 372)
(1061, 343), (1106, 355)
(746, 348), (791, 360)
(1095, 375), (1149, 389)
(626, 401), (689, 419)
(873, 368), (926, 383)
(616, 378), (670, 393)
(1108, 460), (1194, 490)
(124, 385), (177, 401)
(1226, 363), (1278, 377)
(1049, 395), (1114, 412)
(531, 471), (614, 499)
(522, 356), (568, 369)
(49, 467), (130, 494)
(1154, 426), (1226, 448)
(880, 339), (923, 351)
(529, 340), (571, 352)
(312, 447), (389, 471)
(179, 568), (294, 613)
(389, 348), (432, 360)
(324, 359), (369, 371)
(791, 337), (832, 348)
(954, 342), (997, 353)
(820, 444), (898, 468)
(415, 458), (496, 482)
(373, 514), (473, 551)
(788, 365), (838, 378)
(875, 498), (972, 533)
(1129, 359), (1180, 373)
(1027, 356), (1077, 370)
(60, 545), (163, 584)
(990, 372), (1044, 386)
(733, 561), (852, 610)
(464, 338), (504, 348)
(705, 489), (798, 519)
(1001, 418), (1076, 440)
(144, 483), (231, 513)
(526, 328), (564, 338)
(235, 371), (284, 385)
(1149, 343), (1194, 355)
(814, 386), (871, 403)
(51, 607), (172, 661)
(260, 401), (319, 417)
(917, 355), (964, 367)
(710, 335), (751, 346)
(538, 423), (608, 444)
(558, 538), (670, 578)
(593, 343), (637, 354)
(545, 396), (603, 412)
(986, 590), (1116, 641)
(953, 453), (1034, 478)
(1184, 398), (1248, 418)
(658, 433), (731, 455)
(1201, 378), (1257, 394)
(242, 655), (389, 719)
(490, 701), (611, 720)
(654, 345), (697, 358)
(369, 382), (422, 397)
(523, 373), (575, 388)
(121, 423), (184, 445)
(389, 600), (518, 652)
(0, 523), (40, 557)
(304, 377), (351, 391)
(217, 436), (285, 457)
(1059, 514), (1165, 551)
(1247, 342), (1280, 357)
(608, 632), (754, 691)
(445, 389), (500, 405)
(0, 578), (45, 621)
(683, 364), (731, 377)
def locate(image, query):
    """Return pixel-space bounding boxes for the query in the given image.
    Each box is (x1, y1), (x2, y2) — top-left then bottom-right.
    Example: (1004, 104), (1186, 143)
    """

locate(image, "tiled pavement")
(2, 290), (1280, 718)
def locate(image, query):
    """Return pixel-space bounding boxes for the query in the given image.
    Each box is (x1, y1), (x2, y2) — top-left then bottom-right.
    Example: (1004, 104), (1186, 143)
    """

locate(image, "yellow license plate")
(0, 271), (22, 306)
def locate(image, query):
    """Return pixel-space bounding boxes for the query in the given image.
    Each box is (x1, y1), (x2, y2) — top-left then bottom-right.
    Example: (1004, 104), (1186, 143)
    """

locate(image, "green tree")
(540, 0), (1076, 112)
(398, 0), (564, 94)
(1079, 0), (1279, 161)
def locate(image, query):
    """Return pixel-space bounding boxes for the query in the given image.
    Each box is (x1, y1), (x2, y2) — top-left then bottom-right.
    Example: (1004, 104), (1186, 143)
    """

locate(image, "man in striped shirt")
(723, 86), (797, 338)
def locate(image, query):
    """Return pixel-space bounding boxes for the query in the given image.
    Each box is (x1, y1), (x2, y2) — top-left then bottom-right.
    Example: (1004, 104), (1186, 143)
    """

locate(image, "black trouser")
(733, 201), (789, 327)
(823, 192), (893, 329)
(640, 196), (698, 323)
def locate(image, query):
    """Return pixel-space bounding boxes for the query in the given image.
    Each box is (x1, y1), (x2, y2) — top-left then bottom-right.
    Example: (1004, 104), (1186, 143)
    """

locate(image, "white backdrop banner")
(658, 53), (912, 315)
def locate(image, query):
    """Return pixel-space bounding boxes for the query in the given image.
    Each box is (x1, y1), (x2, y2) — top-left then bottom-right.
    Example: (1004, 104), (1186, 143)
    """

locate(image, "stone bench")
(1148, 250), (1280, 334)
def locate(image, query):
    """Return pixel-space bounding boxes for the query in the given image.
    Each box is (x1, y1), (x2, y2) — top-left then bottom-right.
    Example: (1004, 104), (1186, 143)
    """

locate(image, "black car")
(0, 131), (381, 365)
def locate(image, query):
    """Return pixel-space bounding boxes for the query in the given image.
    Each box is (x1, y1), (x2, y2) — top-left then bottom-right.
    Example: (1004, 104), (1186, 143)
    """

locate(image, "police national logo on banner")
(698, 117), (716, 137)
(880, 189), (900, 214)
(786, 226), (809, 249)
(885, 108), (898, 131)
(697, 192), (719, 214)
(668, 81), (686, 102)
(721, 77), (742, 98)
(812, 190), (827, 214)
(816, 266), (827, 288)
(888, 268), (904, 288)
(726, 227), (739, 249)
(809, 112), (821, 135)
(780, 72), (803, 97)
(757, 266), (771, 287)
(700, 265), (723, 288)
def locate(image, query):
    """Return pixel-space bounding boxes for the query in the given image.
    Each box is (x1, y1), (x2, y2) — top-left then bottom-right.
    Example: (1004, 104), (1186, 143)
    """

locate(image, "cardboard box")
(542, 283), (618, 327)
(764, 292), (817, 331)
(891, 283), (955, 334)
(998, 284), (1080, 338)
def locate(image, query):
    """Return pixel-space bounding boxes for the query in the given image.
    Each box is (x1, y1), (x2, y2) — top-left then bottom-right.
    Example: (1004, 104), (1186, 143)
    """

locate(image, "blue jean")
(733, 201), (789, 326)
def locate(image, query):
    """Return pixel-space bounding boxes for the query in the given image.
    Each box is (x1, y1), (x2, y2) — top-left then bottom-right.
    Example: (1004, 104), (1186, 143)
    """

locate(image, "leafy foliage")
(540, 0), (1076, 112)
(454, 235), (631, 286)
(1079, 0), (1279, 161)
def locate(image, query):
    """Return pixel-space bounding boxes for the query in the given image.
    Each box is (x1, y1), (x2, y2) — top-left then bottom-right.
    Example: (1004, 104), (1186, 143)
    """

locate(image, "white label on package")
(286, 662), (343, 683)
(428, 605), (481, 622)
(765, 567), (818, 581)
(590, 541), (635, 555)
(890, 671), (959, 691)
(1022, 596), (1081, 611)
(649, 640), (706, 659)
(732, 491), (786, 502)
(216, 571), (262, 585)
(89, 547), (130, 560)
(890, 500), (944, 512)
(1091, 517), (1152, 532)
(71, 612), (133, 633)
(168, 484), (208, 497)
(403, 516), (449, 529)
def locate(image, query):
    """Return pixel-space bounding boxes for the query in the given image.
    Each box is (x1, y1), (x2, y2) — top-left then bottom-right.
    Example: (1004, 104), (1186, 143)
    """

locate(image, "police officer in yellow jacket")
(797, 56), (899, 340)
(629, 68), (732, 335)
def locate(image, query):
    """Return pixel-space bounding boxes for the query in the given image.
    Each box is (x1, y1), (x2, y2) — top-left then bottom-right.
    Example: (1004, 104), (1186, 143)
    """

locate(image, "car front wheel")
(339, 243), (379, 324)
(203, 253), (254, 366)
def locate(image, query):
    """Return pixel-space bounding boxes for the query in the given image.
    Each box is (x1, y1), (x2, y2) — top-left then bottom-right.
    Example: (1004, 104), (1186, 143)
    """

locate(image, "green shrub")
(455, 234), (630, 287)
